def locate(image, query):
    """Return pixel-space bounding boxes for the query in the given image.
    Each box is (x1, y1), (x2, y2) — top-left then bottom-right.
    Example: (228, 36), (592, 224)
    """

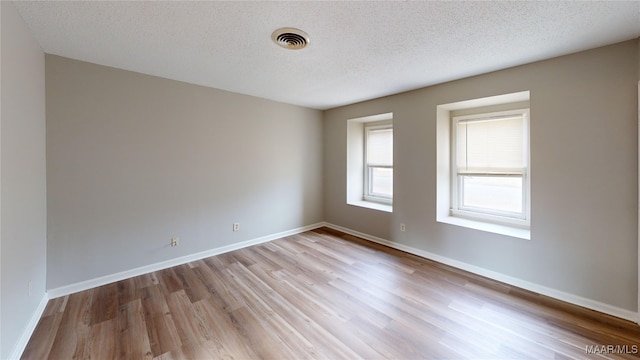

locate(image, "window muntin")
(452, 109), (529, 226)
(364, 124), (393, 204)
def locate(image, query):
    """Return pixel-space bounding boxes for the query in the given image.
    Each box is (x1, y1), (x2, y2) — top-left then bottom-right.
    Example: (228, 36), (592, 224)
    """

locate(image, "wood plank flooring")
(22, 228), (640, 359)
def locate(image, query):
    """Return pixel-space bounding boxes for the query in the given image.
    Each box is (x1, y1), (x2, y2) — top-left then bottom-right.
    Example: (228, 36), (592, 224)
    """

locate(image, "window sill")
(347, 200), (393, 213)
(437, 215), (530, 240)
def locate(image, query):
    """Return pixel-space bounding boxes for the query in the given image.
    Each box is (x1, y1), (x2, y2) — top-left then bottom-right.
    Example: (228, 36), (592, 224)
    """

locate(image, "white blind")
(456, 115), (524, 174)
(366, 127), (393, 166)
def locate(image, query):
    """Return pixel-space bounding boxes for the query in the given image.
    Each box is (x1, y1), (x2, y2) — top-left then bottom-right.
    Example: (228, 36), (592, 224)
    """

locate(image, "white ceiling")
(13, 1), (640, 110)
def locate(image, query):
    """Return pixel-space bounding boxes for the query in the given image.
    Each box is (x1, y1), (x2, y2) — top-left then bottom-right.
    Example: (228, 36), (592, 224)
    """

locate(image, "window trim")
(346, 113), (393, 213)
(450, 109), (530, 228)
(363, 123), (393, 205)
(436, 91), (531, 240)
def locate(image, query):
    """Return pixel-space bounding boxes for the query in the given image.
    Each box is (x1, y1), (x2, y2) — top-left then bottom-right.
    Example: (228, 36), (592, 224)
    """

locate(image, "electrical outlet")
(171, 237), (179, 247)
(233, 223), (240, 232)
(400, 223), (406, 232)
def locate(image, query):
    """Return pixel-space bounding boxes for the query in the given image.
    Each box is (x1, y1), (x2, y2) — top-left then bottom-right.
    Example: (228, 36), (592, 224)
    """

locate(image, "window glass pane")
(461, 176), (522, 214)
(370, 167), (393, 197)
(457, 117), (523, 172)
(367, 128), (393, 166)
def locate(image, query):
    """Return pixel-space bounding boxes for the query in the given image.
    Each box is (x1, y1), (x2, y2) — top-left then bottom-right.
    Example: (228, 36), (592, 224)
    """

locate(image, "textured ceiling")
(13, 1), (640, 110)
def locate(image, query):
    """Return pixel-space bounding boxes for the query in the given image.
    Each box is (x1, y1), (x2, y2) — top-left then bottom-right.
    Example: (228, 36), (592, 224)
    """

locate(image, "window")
(436, 91), (530, 239)
(364, 124), (393, 204)
(346, 113), (393, 212)
(451, 109), (529, 227)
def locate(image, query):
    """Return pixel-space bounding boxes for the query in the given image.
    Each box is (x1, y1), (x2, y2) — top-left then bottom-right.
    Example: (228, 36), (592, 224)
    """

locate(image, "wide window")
(451, 109), (529, 227)
(364, 124), (393, 204)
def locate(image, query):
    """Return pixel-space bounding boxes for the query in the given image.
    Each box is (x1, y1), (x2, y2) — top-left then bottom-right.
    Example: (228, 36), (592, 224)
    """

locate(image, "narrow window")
(451, 109), (529, 227)
(364, 124), (393, 204)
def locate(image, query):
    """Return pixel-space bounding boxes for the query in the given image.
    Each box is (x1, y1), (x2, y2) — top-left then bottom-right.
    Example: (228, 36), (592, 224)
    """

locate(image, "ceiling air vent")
(271, 28), (310, 50)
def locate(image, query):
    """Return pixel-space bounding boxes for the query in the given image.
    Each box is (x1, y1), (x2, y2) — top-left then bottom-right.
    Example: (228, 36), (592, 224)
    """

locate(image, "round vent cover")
(271, 28), (310, 50)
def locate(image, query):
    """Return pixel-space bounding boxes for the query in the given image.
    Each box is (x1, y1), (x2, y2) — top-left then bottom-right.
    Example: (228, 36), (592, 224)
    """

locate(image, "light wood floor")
(23, 228), (640, 359)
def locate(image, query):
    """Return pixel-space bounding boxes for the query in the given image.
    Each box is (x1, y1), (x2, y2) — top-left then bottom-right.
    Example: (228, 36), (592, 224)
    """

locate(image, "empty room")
(2, 1), (640, 359)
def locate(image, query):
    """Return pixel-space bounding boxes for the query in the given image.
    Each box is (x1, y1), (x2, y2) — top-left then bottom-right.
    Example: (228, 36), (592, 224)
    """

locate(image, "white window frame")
(436, 91), (530, 240)
(363, 123), (393, 205)
(450, 109), (530, 228)
(346, 113), (393, 213)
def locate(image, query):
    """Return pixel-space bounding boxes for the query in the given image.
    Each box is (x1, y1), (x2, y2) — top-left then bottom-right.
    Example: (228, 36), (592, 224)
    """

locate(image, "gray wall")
(46, 55), (324, 289)
(324, 40), (639, 311)
(0, 2), (48, 358)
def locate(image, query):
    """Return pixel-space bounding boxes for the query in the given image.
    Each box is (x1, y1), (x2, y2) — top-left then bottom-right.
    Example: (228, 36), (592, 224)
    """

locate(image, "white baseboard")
(9, 294), (49, 360)
(47, 222), (325, 299)
(323, 222), (640, 324)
